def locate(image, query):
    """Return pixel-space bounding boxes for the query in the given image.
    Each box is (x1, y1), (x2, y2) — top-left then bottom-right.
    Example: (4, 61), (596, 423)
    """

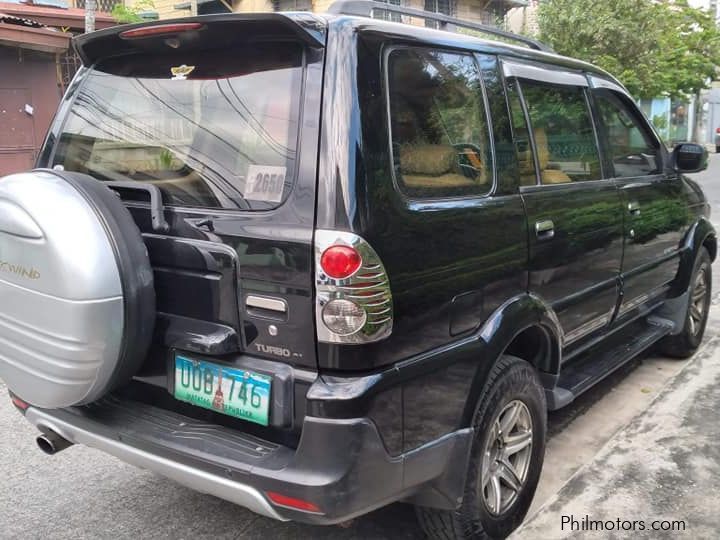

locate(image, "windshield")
(51, 43), (304, 210)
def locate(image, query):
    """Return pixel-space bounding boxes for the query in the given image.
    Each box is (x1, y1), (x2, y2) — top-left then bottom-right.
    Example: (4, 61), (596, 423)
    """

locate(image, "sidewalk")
(512, 287), (720, 539)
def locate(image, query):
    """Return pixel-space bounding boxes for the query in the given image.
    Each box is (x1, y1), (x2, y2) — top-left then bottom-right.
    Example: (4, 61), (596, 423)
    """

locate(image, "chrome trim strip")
(563, 312), (612, 345)
(25, 408), (289, 522)
(245, 295), (288, 313)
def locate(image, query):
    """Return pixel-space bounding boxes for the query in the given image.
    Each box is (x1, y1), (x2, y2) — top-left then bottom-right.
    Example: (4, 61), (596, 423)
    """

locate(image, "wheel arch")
(460, 294), (562, 427)
(672, 217), (717, 296)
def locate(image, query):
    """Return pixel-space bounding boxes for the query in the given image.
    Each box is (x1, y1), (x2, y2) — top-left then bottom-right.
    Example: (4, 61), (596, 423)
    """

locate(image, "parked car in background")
(0, 2), (714, 539)
(715, 126), (720, 153)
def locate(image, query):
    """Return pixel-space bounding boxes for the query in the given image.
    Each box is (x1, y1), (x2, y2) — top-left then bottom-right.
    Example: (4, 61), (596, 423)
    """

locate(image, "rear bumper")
(23, 398), (472, 525)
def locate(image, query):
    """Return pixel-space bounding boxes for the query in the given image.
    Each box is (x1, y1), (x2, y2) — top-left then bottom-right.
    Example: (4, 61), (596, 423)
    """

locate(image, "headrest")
(399, 144), (457, 176)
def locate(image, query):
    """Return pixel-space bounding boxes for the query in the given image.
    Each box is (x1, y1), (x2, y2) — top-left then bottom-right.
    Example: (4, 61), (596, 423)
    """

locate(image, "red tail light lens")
(320, 245), (362, 279)
(120, 23), (203, 39)
(266, 492), (321, 513)
(716, 127), (720, 134)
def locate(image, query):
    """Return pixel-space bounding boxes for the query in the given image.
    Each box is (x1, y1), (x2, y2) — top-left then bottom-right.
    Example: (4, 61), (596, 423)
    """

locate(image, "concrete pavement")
(513, 295), (720, 539)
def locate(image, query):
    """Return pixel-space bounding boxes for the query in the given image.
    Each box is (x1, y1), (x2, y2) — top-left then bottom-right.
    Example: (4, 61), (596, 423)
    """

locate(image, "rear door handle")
(628, 201), (641, 216)
(535, 220), (555, 240)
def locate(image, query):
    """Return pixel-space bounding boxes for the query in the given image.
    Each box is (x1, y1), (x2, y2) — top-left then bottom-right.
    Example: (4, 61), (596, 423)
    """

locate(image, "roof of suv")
(72, 11), (624, 91)
(324, 13), (621, 85)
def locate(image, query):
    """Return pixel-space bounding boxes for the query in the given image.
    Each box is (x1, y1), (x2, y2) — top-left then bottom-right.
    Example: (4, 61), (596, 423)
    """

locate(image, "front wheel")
(416, 355), (546, 540)
(658, 247), (712, 358)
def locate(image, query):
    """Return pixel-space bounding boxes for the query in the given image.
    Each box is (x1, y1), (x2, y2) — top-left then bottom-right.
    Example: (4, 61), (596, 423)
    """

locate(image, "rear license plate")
(174, 355), (271, 426)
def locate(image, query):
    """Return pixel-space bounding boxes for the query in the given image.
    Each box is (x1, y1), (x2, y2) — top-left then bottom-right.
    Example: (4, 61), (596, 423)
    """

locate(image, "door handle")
(535, 219), (555, 240)
(628, 201), (641, 216)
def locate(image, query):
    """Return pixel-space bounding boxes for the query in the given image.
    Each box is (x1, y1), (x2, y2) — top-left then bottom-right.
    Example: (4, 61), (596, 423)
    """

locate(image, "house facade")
(0, 1), (115, 175)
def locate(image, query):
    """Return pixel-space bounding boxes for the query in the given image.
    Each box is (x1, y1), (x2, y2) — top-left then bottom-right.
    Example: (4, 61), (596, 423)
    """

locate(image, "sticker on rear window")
(244, 165), (287, 203)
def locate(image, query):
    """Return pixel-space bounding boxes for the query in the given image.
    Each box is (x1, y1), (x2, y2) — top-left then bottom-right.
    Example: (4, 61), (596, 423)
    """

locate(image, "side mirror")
(672, 142), (708, 173)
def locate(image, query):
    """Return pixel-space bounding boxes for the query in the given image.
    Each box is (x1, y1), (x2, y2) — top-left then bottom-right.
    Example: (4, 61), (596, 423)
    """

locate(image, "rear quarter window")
(386, 47), (493, 199)
(51, 43), (304, 210)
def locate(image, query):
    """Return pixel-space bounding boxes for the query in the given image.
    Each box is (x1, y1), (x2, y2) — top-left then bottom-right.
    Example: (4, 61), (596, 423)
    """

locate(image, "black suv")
(0, 2), (714, 538)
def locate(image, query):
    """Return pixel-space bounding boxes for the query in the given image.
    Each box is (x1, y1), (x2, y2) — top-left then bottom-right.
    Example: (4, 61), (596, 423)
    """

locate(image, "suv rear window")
(51, 43), (304, 210)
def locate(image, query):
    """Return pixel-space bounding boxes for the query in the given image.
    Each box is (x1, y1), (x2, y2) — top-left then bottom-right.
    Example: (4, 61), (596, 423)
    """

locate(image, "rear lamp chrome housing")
(314, 230), (393, 344)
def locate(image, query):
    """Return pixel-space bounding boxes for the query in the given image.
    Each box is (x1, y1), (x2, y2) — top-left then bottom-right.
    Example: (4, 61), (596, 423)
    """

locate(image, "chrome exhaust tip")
(36, 430), (73, 455)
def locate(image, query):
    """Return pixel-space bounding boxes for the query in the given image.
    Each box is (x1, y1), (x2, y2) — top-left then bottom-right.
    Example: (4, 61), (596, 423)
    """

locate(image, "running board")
(546, 319), (673, 410)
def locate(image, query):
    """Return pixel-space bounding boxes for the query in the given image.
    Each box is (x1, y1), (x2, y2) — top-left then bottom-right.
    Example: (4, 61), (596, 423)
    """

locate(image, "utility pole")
(85, 0), (96, 33)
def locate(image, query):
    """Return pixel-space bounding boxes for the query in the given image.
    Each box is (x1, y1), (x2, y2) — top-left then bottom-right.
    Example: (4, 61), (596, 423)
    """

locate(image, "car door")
(588, 77), (688, 319)
(504, 61), (624, 348)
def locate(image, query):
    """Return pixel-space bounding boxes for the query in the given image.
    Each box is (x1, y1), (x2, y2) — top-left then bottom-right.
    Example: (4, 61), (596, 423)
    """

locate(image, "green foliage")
(111, 0), (155, 24)
(537, 0), (720, 99)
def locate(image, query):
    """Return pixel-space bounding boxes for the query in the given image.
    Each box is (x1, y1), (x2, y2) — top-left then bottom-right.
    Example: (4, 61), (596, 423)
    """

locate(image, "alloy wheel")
(689, 263), (709, 336)
(480, 400), (533, 516)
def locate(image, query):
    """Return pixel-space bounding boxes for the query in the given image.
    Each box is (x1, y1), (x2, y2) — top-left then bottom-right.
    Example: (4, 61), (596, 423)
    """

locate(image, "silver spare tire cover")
(0, 169), (155, 408)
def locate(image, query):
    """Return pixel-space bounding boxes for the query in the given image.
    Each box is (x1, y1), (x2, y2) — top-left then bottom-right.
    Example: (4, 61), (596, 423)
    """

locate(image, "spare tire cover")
(0, 169), (155, 408)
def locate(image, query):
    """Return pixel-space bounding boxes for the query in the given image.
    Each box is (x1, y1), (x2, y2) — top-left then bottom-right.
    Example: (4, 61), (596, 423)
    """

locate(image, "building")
(506, 0), (538, 35)
(0, 1), (115, 175)
(155, 0), (528, 26)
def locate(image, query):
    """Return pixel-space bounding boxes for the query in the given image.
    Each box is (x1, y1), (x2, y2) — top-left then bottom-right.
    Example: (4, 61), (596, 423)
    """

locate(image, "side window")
(520, 81), (602, 184)
(593, 89), (661, 177)
(506, 80), (538, 186)
(388, 48), (492, 198)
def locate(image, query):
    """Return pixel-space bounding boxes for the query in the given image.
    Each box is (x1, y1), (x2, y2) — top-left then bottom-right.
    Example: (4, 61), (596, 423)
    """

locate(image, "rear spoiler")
(72, 13), (326, 66)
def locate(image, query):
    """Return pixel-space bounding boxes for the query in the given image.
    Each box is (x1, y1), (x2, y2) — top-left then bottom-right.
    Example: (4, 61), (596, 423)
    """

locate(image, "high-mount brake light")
(320, 245), (362, 279)
(119, 23), (203, 39)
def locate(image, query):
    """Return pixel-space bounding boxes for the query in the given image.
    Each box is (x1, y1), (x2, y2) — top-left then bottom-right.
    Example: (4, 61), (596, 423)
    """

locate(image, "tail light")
(716, 127), (720, 134)
(320, 245), (362, 279)
(314, 230), (393, 344)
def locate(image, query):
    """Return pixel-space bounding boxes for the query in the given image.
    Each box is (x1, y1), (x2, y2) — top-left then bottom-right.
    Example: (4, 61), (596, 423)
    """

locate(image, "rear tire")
(416, 355), (546, 540)
(658, 247), (712, 358)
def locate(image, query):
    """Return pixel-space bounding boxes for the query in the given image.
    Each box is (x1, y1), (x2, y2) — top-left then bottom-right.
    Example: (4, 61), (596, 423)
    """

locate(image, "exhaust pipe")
(36, 430), (73, 455)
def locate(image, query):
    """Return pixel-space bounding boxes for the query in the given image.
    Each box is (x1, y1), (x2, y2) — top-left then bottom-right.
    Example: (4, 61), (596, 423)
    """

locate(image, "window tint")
(593, 89), (661, 177)
(388, 48), (492, 198)
(520, 81), (601, 184)
(506, 81), (537, 186)
(52, 43), (303, 210)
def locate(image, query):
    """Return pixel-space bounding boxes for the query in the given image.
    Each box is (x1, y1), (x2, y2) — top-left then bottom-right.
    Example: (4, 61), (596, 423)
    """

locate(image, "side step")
(546, 319), (673, 410)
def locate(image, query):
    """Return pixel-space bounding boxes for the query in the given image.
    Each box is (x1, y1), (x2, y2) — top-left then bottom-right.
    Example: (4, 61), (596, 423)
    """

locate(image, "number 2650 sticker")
(244, 165), (287, 203)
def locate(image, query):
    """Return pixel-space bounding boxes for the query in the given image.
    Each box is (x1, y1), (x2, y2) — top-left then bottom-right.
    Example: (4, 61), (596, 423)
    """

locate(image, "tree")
(111, 0), (155, 24)
(537, 0), (720, 99)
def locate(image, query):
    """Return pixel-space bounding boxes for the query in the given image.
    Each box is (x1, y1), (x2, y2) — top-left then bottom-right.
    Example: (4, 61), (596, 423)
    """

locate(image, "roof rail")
(326, 0), (553, 53)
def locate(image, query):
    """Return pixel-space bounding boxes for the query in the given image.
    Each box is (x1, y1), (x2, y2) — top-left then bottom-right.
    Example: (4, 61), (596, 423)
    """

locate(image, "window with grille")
(74, 0), (122, 13)
(59, 50), (83, 95)
(373, 0), (402, 23)
(272, 0), (312, 11)
(424, 0), (453, 28)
